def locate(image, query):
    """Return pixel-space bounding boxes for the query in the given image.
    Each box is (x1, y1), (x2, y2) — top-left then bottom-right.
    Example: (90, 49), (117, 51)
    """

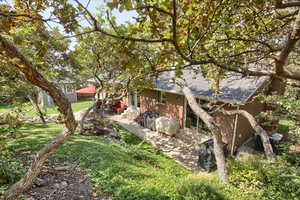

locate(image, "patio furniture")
(111, 102), (127, 114)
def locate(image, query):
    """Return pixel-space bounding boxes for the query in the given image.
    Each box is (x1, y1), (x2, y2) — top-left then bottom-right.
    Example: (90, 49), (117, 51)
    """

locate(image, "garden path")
(108, 114), (210, 172)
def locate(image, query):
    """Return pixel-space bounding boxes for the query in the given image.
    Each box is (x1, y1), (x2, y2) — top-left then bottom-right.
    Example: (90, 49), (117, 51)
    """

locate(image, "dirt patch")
(80, 115), (119, 139)
(24, 156), (111, 200)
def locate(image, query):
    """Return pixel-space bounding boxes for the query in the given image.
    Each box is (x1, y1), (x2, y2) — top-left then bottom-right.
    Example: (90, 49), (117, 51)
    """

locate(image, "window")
(157, 91), (166, 104)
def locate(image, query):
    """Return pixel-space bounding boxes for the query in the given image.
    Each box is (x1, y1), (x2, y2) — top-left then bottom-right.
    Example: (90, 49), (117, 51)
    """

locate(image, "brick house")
(123, 68), (270, 151)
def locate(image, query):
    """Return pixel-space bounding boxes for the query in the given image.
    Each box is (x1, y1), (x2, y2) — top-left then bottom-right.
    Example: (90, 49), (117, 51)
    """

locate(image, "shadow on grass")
(8, 122), (227, 200)
(21, 123), (50, 130)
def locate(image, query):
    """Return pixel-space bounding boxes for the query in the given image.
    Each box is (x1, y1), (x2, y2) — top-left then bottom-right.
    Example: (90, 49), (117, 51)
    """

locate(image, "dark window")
(157, 91), (166, 104)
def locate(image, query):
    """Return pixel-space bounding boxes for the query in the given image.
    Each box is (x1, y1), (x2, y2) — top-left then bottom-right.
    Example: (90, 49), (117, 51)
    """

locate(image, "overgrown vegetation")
(225, 153), (300, 200)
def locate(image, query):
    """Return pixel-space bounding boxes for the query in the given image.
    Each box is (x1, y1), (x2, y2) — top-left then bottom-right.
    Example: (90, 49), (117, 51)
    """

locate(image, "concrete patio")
(107, 114), (210, 172)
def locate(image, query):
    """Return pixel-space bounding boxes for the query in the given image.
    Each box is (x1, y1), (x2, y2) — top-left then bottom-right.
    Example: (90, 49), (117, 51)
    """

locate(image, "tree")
(1, 0), (300, 197)
(73, 30), (155, 131)
(0, 1), (79, 199)
(69, 0), (300, 183)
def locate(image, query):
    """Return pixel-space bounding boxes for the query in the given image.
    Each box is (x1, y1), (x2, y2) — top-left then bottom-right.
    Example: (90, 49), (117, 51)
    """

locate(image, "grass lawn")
(0, 98), (93, 117)
(4, 122), (226, 200)
(2, 117), (298, 199)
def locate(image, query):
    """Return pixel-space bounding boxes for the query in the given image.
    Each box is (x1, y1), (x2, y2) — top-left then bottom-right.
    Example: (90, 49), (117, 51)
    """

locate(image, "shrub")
(0, 156), (25, 185)
(175, 177), (226, 200)
(227, 154), (300, 200)
(0, 125), (22, 156)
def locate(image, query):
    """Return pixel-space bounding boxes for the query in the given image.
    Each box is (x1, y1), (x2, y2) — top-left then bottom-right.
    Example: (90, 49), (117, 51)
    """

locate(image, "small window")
(157, 91), (166, 104)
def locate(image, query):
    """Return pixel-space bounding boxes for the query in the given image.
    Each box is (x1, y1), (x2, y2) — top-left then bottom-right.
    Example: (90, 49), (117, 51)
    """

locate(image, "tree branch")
(0, 34), (77, 200)
(176, 77), (229, 184)
(276, 9), (300, 76)
(133, 5), (172, 16)
(275, 0), (300, 8)
(220, 109), (276, 162)
(74, 0), (172, 43)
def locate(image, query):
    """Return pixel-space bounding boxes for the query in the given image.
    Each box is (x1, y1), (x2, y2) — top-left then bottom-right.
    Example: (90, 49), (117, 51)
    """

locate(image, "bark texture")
(0, 35), (77, 200)
(221, 109), (276, 162)
(27, 95), (46, 124)
(178, 79), (229, 184)
(79, 104), (96, 133)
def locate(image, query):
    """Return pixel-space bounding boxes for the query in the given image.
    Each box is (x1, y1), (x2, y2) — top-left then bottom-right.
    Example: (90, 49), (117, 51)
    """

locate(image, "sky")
(39, 0), (137, 48)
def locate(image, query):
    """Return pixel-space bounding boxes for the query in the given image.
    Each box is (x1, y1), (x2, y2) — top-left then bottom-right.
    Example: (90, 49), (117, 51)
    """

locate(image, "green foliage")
(0, 157), (25, 185)
(4, 122), (300, 200)
(0, 125), (22, 156)
(227, 155), (300, 200)
(260, 87), (300, 125)
(175, 177), (226, 200)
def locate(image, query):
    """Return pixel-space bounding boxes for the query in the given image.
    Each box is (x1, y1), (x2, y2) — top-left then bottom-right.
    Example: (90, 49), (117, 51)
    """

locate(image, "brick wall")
(138, 89), (266, 150)
(140, 89), (185, 127)
(214, 99), (265, 149)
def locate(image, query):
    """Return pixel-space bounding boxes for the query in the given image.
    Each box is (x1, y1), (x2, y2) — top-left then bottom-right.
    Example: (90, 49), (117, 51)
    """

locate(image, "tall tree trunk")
(221, 109), (276, 162)
(0, 35), (77, 200)
(27, 95), (46, 124)
(177, 79), (229, 184)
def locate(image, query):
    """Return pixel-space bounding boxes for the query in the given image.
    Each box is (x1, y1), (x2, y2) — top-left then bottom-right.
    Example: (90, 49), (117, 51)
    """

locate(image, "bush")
(0, 125), (22, 156)
(0, 156), (25, 185)
(175, 177), (226, 200)
(227, 155), (300, 200)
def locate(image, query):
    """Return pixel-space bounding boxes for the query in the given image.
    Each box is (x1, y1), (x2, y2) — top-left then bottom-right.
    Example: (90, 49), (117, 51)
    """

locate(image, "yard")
(2, 122), (228, 200)
(0, 98), (93, 117)
(1, 101), (299, 200)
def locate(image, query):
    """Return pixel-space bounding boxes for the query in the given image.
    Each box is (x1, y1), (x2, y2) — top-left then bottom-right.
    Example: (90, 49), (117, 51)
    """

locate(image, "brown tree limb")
(176, 78), (229, 184)
(27, 95), (46, 124)
(287, 80), (300, 87)
(133, 5), (172, 16)
(275, 0), (300, 8)
(276, 9), (300, 74)
(0, 35), (77, 200)
(220, 109), (276, 162)
(74, 0), (172, 43)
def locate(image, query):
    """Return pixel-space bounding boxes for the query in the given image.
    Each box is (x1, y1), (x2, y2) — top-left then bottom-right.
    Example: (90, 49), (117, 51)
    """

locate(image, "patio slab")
(108, 115), (210, 172)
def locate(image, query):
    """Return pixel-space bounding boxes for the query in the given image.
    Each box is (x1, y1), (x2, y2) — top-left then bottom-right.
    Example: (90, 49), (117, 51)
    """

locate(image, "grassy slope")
(7, 123), (226, 200)
(5, 121), (298, 200)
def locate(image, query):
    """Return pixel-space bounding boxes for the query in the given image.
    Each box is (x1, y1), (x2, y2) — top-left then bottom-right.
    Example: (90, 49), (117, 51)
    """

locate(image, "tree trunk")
(0, 35), (77, 200)
(178, 79), (229, 184)
(27, 95), (46, 124)
(221, 109), (276, 162)
(79, 104), (96, 133)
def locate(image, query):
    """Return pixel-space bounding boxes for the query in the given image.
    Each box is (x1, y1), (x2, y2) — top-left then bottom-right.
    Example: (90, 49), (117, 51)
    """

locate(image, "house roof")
(75, 85), (96, 94)
(153, 68), (269, 104)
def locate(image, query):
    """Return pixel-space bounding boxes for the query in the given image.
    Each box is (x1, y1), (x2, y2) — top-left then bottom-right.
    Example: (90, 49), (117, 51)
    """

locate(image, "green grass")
(5, 122), (226, 200)
(4, 121), (299, 199)
(0, 98), (93, 117)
